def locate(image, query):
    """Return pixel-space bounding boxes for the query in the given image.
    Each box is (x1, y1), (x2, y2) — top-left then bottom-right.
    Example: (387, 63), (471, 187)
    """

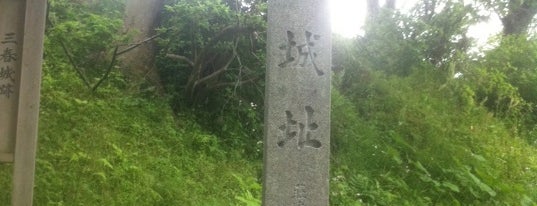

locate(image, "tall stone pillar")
(263, 0), (331, 205)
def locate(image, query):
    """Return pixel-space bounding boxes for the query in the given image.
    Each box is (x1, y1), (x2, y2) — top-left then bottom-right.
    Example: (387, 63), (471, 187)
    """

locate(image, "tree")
(411, 0), (477, 67)
(121, 0), (166, 91)
(356, 0), (477, 77)
(157, 0), (266, 107)
(502, 0), (537, 35)
(480, 0), (537, 35)
(366, 0), (381, 21)
(365, 0), (396, 26)
(45, 0), (128, 91)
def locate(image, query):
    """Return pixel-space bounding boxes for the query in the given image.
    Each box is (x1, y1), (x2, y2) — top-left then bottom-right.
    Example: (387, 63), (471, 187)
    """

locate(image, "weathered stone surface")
(0, 0), (47, 205)
(263, 0), (331, 205)
(0, 0), (24, 163)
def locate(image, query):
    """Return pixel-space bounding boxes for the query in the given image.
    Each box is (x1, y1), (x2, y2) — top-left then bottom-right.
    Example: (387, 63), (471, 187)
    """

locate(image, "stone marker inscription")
(1, 0), (47, 205)
(0, 0), (24, 163)
(263, 0), (331, 205)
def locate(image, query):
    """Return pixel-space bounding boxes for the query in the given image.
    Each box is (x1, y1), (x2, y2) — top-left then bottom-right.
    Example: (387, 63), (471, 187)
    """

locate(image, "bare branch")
(196, 36), (241, 90)
(92, 46), (120, 92)
(166, 54), (195, 67)
(212, 76), (260, 89)
(58, 39), (91, 88)
(117, 34), (160, 56)
(194, 52), (236, 88)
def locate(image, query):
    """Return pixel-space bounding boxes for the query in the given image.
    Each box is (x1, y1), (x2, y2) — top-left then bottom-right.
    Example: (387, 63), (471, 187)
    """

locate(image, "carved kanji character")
(0, 47), (17, 63)
(277, 106), (322, 149)
(278, 30), (324, 76)
(0, 66), (16, 82)
(1, 33), (17, 45)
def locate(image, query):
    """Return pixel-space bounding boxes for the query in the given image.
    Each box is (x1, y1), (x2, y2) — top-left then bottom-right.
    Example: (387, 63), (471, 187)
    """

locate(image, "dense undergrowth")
(330, 71), (537, 205)
(0, 60), (262, 205)
(3, 1), (264, 204)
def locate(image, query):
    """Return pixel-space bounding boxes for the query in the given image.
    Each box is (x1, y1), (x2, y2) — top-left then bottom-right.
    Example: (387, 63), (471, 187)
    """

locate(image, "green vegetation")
(1, 0), (261, 205)
(1, 16), (262, 205)
(1, 0), (537, 205)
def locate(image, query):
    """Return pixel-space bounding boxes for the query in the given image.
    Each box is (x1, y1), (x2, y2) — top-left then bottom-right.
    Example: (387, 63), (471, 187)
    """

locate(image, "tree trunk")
(121, 0), (165, 92)
(367, 0), (380, 21)
(365, 0), (396, 37)
(385, 0), (396, 10)
(501, 0), (537, 35)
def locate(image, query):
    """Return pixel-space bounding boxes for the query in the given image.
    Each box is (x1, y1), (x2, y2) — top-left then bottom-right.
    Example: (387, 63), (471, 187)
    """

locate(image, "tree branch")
(117, 34), (160, 56)
(193, 52), (236, 89)
(58, 39), (91, 88)
(166, 54), (195, 67)
(194, 36), (240, 90)
(212, 76), (260, 89)
(92, 46), (120, 92)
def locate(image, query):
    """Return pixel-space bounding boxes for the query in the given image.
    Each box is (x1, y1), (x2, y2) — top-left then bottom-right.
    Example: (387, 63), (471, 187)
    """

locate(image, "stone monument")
(263, 0), (331, 205)
(0, 0), (47, 205)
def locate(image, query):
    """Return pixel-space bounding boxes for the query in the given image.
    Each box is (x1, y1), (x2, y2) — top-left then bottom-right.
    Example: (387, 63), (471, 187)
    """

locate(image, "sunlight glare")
(329, 0), (366, 38)
(329, 0), (500, 50)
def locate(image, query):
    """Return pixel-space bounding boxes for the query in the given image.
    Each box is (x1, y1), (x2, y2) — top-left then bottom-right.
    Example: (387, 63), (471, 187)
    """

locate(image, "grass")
(0, 67), (262, 205)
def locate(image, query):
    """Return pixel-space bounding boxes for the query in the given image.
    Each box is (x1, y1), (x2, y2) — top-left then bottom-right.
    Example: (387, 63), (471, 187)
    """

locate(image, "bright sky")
(329, 0), (415, 37)
(329, 0), (502, 47)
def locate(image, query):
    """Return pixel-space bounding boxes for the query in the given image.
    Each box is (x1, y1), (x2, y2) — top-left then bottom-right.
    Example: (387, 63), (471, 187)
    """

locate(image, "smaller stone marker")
(0, 0), (48, 205)
(263, 0), (331, 205)
(0, 0), (25, 164)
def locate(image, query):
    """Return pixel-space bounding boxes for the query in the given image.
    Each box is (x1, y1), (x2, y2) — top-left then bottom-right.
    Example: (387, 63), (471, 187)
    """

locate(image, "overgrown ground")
(0, 65), (262, 205)
(2, 57), (536, 205)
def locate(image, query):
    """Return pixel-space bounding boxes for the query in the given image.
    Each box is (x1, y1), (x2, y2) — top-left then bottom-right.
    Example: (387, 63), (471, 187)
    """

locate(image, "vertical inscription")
(0, 0), (24, 163)
(294, 183), (307, 206)
(0, 33), (17, 98)
(276, 29), (324, 151)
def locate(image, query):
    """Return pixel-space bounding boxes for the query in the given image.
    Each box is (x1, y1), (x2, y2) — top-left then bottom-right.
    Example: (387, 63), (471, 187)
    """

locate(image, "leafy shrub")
(331, 69), (537, 205)
(46, 0), (128, 91)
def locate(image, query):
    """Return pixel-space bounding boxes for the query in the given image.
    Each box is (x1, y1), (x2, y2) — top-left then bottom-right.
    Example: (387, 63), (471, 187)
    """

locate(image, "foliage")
(46, 0), (128, 91)
(451, 35), (537, 144)
(352, 0), (479, 79)
(333, 1), (537, 204)
(1, 46), (262, 205)
(408, 0), (479, 67)
(478, 36), (537, 121)
(156, 0), (266, 157)
(356, 10), (421, 77)
(2, 1), (263, 204)
(157, 0), (266, 106)
(477, 0), (537, 35)
(331, 70), (537, 205)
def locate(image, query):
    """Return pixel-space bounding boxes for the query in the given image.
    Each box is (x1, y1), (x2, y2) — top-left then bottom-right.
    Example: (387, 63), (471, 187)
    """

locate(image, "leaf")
(235, 190), (261, 206)
(442, 181), (460, 193)
(74, 98), (88, 104)
(98, 158), (114, 169)
(414, 161), (431, 176)
(472, 154), (486, 162)
(467, 171), (496, 197)
(94, 172), (107, 181)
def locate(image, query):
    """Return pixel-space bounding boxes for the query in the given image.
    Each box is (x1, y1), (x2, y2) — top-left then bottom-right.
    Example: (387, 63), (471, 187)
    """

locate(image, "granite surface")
(263, 0), (331, 205)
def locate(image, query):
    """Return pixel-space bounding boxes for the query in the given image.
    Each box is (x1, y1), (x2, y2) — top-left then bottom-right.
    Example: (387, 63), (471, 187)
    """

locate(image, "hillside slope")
(0, 65), (261, 205)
